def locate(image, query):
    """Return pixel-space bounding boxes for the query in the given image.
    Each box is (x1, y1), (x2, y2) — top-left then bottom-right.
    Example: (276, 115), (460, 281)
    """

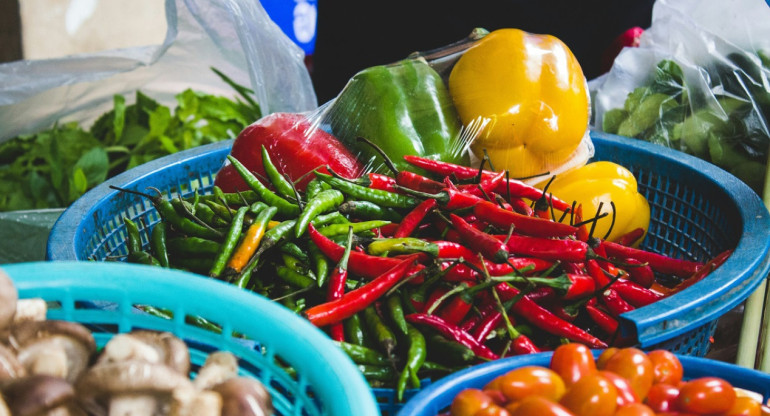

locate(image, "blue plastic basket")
(47, 131), (770, 413)
(1, 261), (378, 416)
(397, 350), (770, 416)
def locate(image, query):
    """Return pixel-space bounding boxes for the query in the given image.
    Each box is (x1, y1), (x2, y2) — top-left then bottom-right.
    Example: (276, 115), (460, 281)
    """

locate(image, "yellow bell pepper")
(448, 28), (590, 178)
(541, 161), (650, 245)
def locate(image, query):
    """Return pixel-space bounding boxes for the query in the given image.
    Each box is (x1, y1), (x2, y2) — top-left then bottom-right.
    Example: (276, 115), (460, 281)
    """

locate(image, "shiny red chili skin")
(474, 201), (578, 239)
(450, 213), (509, 263)
(494, 234), (588, 262)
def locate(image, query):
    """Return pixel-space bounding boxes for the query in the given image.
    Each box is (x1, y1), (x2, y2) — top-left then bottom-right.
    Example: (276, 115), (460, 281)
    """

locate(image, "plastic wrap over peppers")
(215, 28), (595, 195)
(591, 0), (770, 192)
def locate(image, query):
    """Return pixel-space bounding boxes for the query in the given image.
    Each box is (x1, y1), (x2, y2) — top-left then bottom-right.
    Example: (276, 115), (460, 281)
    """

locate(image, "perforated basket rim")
(47, 132), (770, 347)
(397, 350), (770, 416)
(2, 261), (379, 416)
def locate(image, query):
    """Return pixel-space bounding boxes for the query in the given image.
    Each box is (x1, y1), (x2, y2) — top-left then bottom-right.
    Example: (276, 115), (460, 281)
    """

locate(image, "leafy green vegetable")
(0, 69), (261, 212)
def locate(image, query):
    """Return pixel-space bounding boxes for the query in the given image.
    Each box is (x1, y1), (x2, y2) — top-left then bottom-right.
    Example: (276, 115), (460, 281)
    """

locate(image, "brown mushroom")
(169, 387), (222, 416)
(2, 374), (84, 416)
(0, 343), (25, 383)
(0, 269), (17, 331)
(13, 298), (48, 324)
(98, 330), (190, 375)
(193, 351), (239, 391)
(10, 320), (96, 383)
(211, 377), (273, 416)
(76, 359), (194, 416)
(0, 395), (9, 416)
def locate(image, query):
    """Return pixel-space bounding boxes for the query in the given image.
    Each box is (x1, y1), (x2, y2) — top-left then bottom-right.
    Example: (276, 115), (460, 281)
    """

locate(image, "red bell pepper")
(215, 112), (364, 192)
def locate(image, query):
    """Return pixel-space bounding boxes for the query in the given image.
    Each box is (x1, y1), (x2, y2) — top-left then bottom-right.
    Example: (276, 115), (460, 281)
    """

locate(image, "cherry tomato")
(644, 383), (680, 413)
(722, 396), (762, 416)
(483, 389), (508, 406)
(451, 388), (495, 416)
(550, 343), (597, 387)
(598, 370), (638, 407)
(613, 402), (656, 416)
(559, 373), (618, 416)
(474, 404), (511, 416)
(510, 396), (573, 416)
(596, 347), (620, 369)
(676, 377), (736, 415)
(602, 347), (654, 400)
(646, 350), (683, 385)
(498, 366), (566, 403)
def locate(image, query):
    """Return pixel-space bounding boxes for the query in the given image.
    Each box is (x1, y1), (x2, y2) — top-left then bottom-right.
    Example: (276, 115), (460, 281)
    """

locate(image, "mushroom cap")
(193, 351), (239, 390)
(0, 269), (17, 331)
(2, 374), (75, 416)
(211, 377), (273, 416)
(0, 343), (25, 382)
(75, 359), (193, 414)
(98, 330), (190, 375)
(11, 320), (97, 383)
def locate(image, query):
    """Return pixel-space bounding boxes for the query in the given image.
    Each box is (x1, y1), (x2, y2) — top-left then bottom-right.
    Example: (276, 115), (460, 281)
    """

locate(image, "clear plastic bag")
(591, 0), (770, 192)
(215, 27), (594, 194)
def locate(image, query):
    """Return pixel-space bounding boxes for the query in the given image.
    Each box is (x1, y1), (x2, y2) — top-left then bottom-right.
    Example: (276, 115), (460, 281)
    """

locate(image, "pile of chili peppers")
(113, 145), (732, 400)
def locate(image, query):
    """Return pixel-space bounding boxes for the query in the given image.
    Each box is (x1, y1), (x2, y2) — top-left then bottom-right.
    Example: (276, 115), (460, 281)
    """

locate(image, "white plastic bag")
(591, 0), (770, 191)
(0, 0), (317, 141)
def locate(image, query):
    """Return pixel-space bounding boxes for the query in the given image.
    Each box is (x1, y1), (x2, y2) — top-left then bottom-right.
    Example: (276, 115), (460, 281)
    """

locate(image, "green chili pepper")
(209, 206), (248, 278)
(282, 253), (312, 276)
(305, 177), (331, 200)
(367, 238), (439, 257)
(338, 200), (403, 222)
(275, 265), (315, 288)
(332, 341), (391, 366)
(127, 250), (161, 266)
(312, 211), (349, 227)
(295, 189), (345, 238)
(308, 242), (331, 288)
(344, 313), (367, 346)
(150, 222), (169, 268)
(123, 217), (142, 254)
(314, 171), (419, 209)
(428, 334), (476, 365)
(397, 323), (427, 400)
(249, 201), (268, 214)
(167, 237), (221, 256)
(328, 57), (467, 175)
(386, 295), (409, 335)
(227, 155), (300, 217)
(278, 242), (310, 263)
(194, 190), (259, 206)
(357, 365), (396, 382)
(318, 220), (391, 237)
(363, 305), (397, 357)
(261, 145), (297, 199)
(171, 257), (213, 274)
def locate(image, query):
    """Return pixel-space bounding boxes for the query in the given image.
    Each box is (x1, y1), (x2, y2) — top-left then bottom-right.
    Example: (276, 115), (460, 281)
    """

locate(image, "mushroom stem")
(170, 388), (222, 416)
(193, 351), (238, 391)
(14, 298), (47, 323)
(108, 394), (157, 416)
(100, 334), (161, 364)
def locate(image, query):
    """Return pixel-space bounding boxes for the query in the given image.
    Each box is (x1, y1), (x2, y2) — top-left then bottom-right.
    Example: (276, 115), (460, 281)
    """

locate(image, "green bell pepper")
(328, 57), (468, 174)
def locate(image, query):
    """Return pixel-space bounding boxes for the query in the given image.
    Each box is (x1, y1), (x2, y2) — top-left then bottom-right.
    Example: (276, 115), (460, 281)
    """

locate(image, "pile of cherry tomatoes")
(449, 344), (769, 416)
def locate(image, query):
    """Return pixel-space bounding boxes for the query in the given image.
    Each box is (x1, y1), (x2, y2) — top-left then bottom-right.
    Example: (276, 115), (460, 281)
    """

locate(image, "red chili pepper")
(366, 173), (399, 192)
(586, 303), (619, 334)
(600, 240), (704, 278)
(422, 287), (450, 314)
(497, 234), (589, 262)
(472, 311), (504, 342)
(396, 171), (445, 194)
(400, 179), (486, 211)
(574, 204), (590, 242)
(623, 258), (655, 288)
(615, 227), (646, 247)
(668, 249), (732, 296)
(611, 279), (663, 307)
(327, 230), (355, 342)
(308, 224), (424, 279)
(508, 197), (535, 216)
(587, 258), (612, 289)
(511, 334), (542, 355)
(494, 283), (607, 348)
(458, 170), (507, 197)
(393, 198), (437, 238)
(377, 222), (400, 237)
(496, 179), (572, 212)
(450, 213), (509, 263)
(441, 257), (554, 283)
(561, 273), (597, 300)
(304, 255), (417, 327)
(601, 288), (635, 317)
(432, 240), (478, 260)
(438, 293), (475, 326)
(402, 154), (490, 180)
(474, 200), (578, 238)
(405, 313), (500, 360)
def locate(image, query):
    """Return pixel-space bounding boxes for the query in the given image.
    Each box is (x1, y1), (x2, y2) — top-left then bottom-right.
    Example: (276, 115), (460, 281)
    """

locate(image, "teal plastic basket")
(47, 131), (770, 414)
(1, 261), (378, 416)
(397, 350), (770, 416)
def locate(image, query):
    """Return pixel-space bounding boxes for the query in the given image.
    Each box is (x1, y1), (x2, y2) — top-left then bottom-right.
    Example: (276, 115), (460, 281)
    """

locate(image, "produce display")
(0, 69), (261, 212)
(447, 343), (770, 416)
(0, 269), (272, 416)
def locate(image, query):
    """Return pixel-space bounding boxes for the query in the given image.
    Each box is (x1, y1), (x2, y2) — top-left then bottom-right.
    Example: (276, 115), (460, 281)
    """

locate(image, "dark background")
(310, 0), (656, 103)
